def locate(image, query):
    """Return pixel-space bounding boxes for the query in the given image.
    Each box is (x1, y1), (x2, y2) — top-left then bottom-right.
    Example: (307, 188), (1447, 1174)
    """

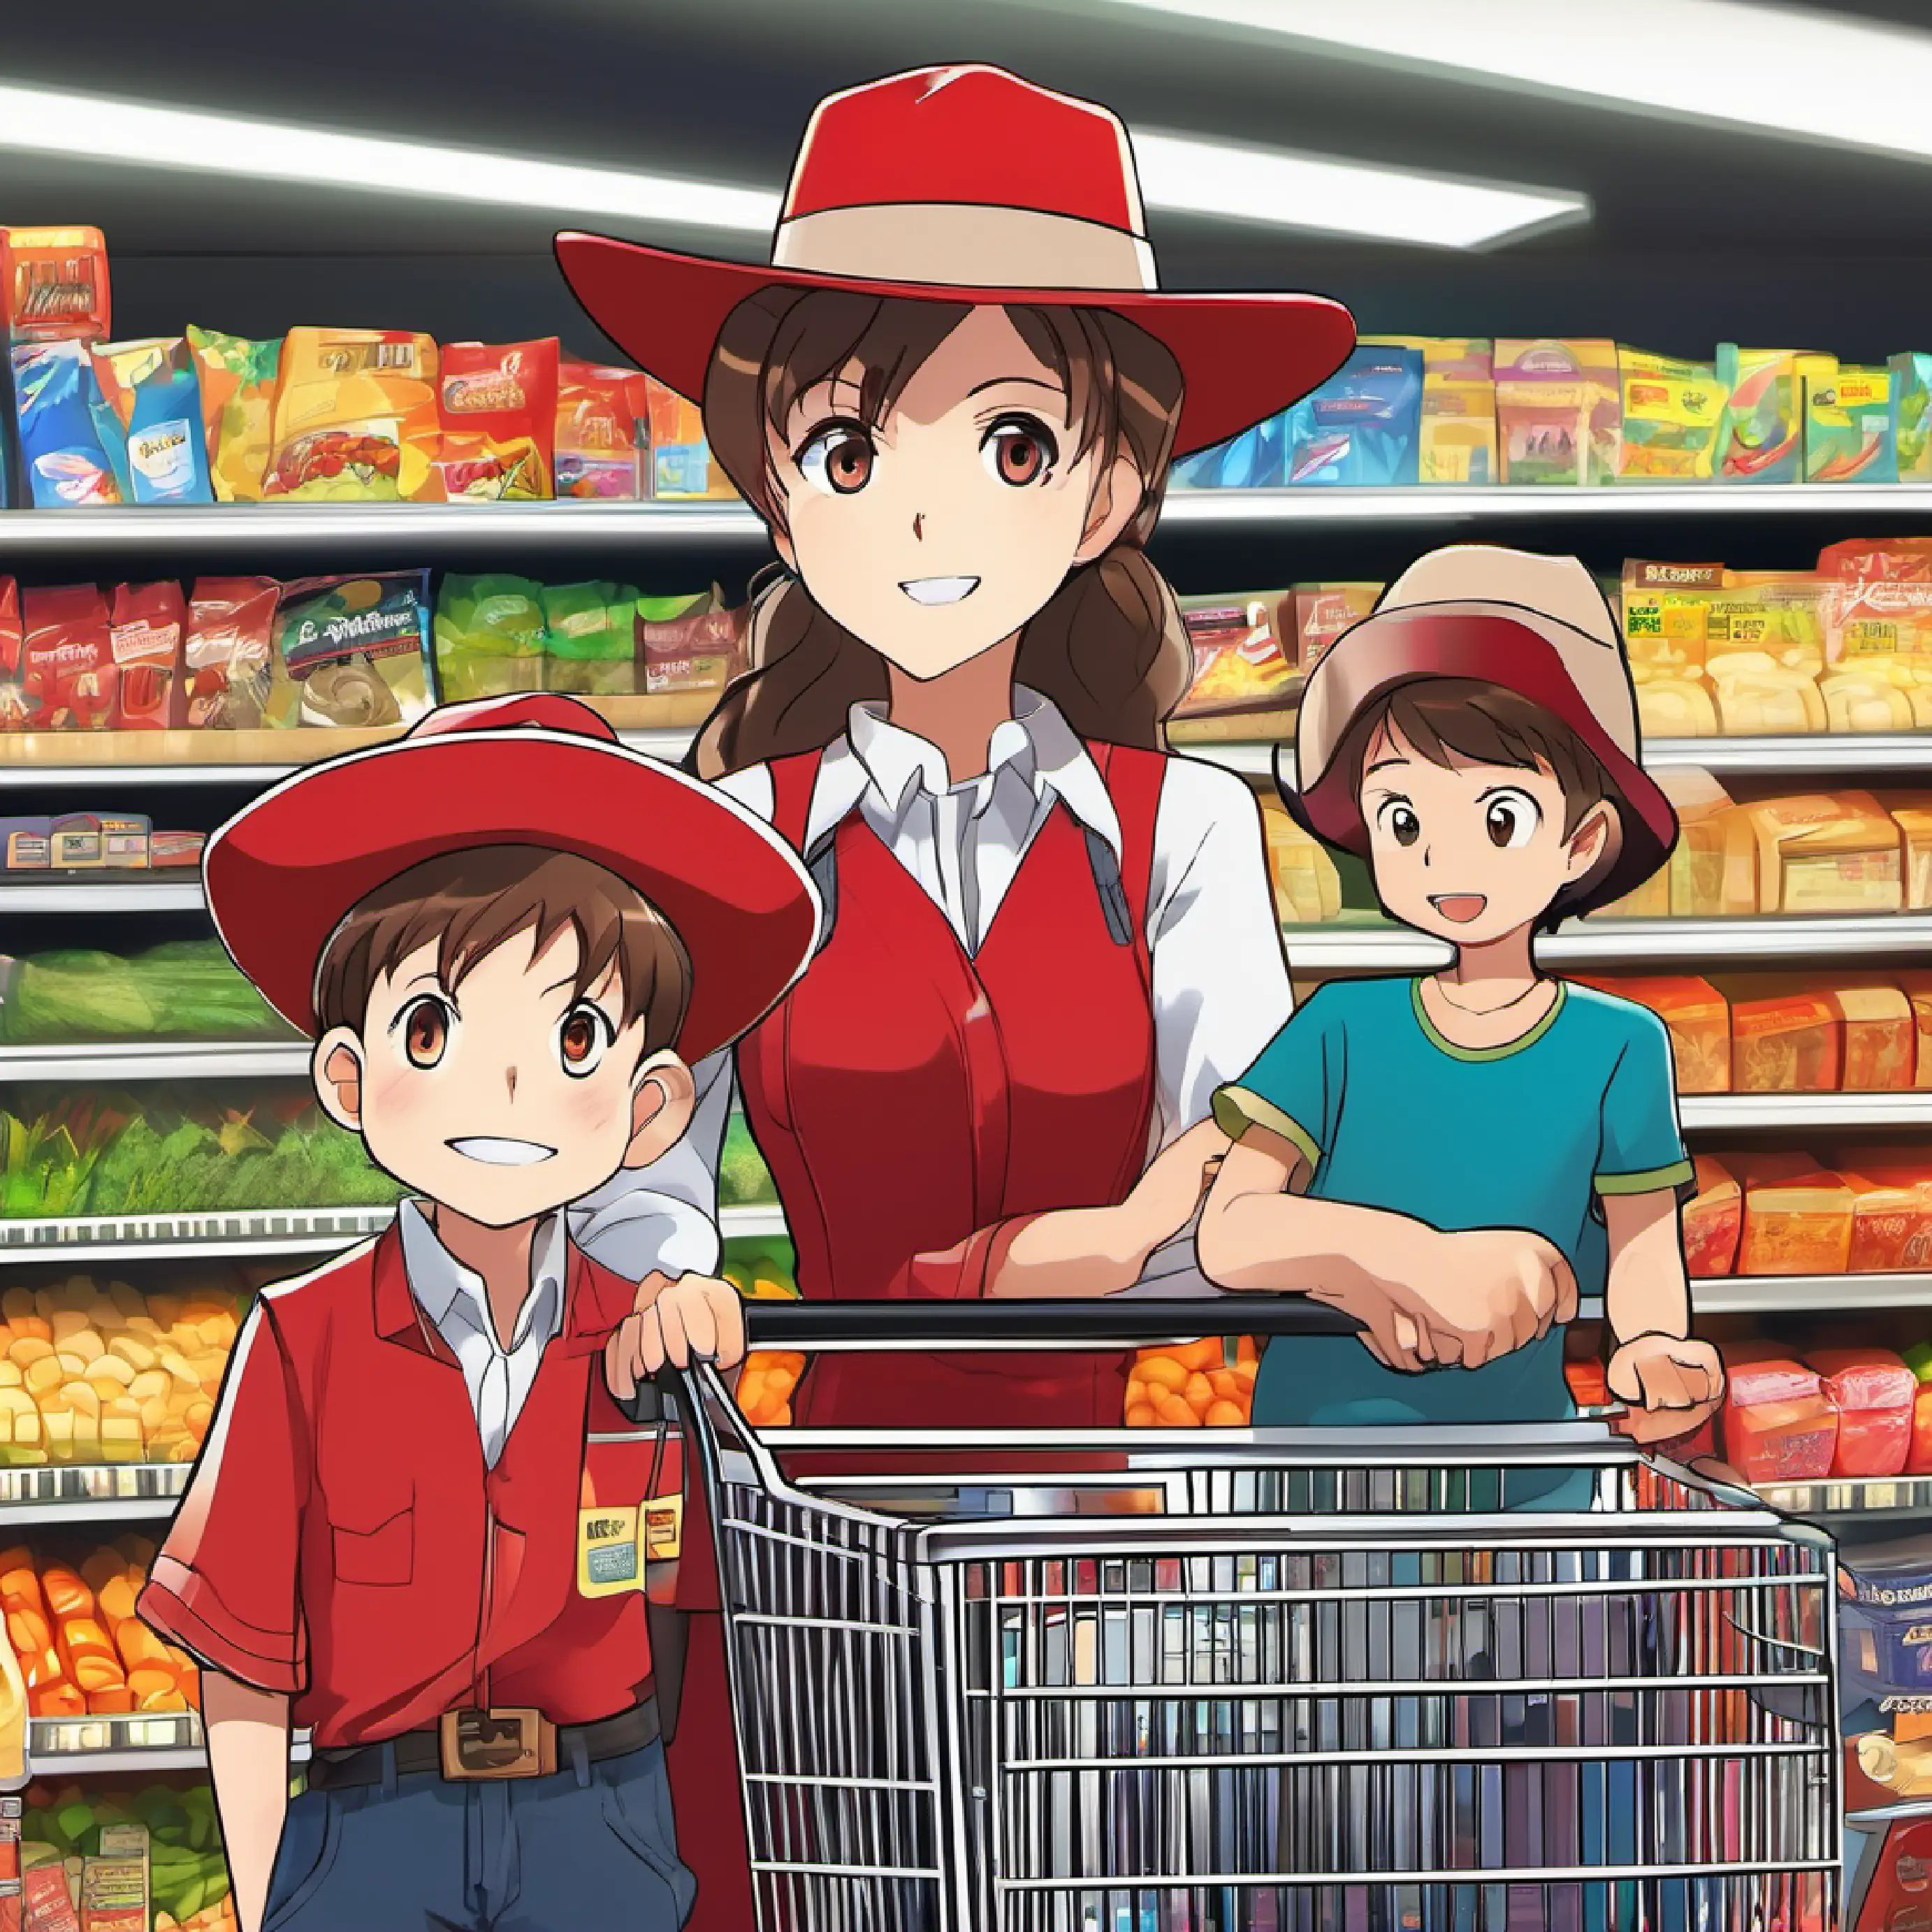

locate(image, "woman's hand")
(604, 1271), (748, 1400)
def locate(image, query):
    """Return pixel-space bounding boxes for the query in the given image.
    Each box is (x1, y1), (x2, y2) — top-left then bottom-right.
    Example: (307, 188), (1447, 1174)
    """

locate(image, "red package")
(1811, 1346), (1915, 1477)
(555, 359), (649, 498)
(0, 579), (23, 729)
(20, 585), (112, 731)
(108, 582), (185, 730)
(1683, 1154), (1742, 1277)
(436, 339), (558, 500)
(1854, 1815), (1932, 1930)
(184, 576), (277, 729)
(1563, 1358), (1611, 1408)
(0, 226), (108, 345)
(1720, 1347), (1837, 1484)
(1912, 1386), (1932, 1475)
(1818, 536), (1932, 582)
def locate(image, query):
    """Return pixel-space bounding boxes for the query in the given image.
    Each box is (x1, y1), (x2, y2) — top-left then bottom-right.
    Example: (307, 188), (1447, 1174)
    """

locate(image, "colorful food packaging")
(1725, 792), (1903, 915)
(1293, 583), (1381, 672)
(1174, 592), (1297, 721)
(122, 340), (211, 504)
(1840, 1169), (1932, 1274)
(0, 822), (49, 868)
(1259, 796), (1342, 924)
(540, 581), (637, 697)
(1169, 413), (1283, 491)
(1494, 338), (1620, 485)
(106, 584), (184, 732)
(1736, 1154), (1855, 1276)
(1283, 344), (1421, 486)
(1891, 351), (1932, 479)
(147, 831), (204, 869)
(1714, 346), (1828, 484)
(436, 339), (558, 500)
(266, 572), (433, 728)
(184, 578), (277, 730)
(9, 344), (122, 508)
(434, 574), (547, 701)
(1718, 979), (1842, 1092)
(186, 326), (282, 503)
(0, 228), (108, 347)
(1805, 363), (1899, 483)
(76, 1822), (145, 1932)
(1827, 980), (1918, 1089)
(0, 583), (23, 731)
(555, 360), (650, 499)
(1656, 768), (1736, 915)
(1894, 975), (1932, 1089)
(1619, 559), (1722, 736)
(1814, 1348), (1917, 1477)
(1577, 977), (1729, 1091)
(1362, 336), (1497, 483)
(645, 379), (736, 500)
(20, 588), (112, 731)
(637, 590), (748, 696)
(1719, 1345), (1838, 1481)
(1613, 348), (1724, 481)
(1681, 1155), (1741, 1277)
(265, 327), (440, 502)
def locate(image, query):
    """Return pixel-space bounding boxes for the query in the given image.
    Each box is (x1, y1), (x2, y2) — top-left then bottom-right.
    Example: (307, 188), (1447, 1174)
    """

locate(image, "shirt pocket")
(327, 1490), (416, 1588)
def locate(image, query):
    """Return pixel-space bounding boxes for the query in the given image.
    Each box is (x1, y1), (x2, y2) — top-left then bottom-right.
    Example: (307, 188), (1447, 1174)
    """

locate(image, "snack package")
(1719, 1346), (1838, 1481)
(1891, 351), (1932, 479)
(1718, 979), (1842, 1092)
(1828, 980), (1917, 1089)
(147, 830), (204, 869)
(106, 583), (185, 731)
(0, 583), (23, 731)
(1619, 560), (1724, 736)
(0, 228), (108, 346)
(78, 1822), (145, 1932)
(265, 327), (440, 502)
(1174, 592), (1297, 720)
(1576, 977), (1729, 1091)
(1258, 796), (1342, 924)
(0, 820), (48, 867)
(184, 577), (277, 729)
(1293, 583), (1381, 672)
(267, 572), (433, 728)
(1726, 791), (1903, 914)
(436, 339), (558, 500)
(434, 574), (547, 701)
(1736, 1153), (1855, 1276)
(1895, 975), (1932, 1089)
(1813, 1348), (1916, 1478)
(1658, 769), (1736, 915)
(21, 1846), (77, 1932)
(90, 339), (210, 505)
(555, 360), (649, 499)
(1806, 363), (1899, 483)
(1169, 414), (1284, 491)
(1840, 1168), (1932, 1273)
(1362, 336), (1497, 484)
(637, 590), (748, 696)
(20, 586), (112, 730)
(539, 581), (637, 697)
(1283, 345), (1421, 486)
(1682, 1154), (1741, 1277)
(186, 326), (282, 502)
(1714, 346), (1829, 484)
(1613, 348), (1724, 481)
(644, 378), (736, 500)
(1494, 338), (1620, 485)
(9, 343), (122, 507)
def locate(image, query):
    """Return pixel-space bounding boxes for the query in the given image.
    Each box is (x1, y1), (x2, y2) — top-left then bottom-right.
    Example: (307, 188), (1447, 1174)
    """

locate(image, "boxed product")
(1829, 979), (1918, 1089)
(105, 584), (184, 731)
(1735, 1151), (1854, 1275)
(9, 344), (121, 509)
(147, 831), (204, 870)
(636, 590), (747, 697)
(266, 572), (433, 728)
(555, 360), (649, 499)
(436, 338), (558, 500)
(1840, 1168), (1932, 1274)
(1725, 791), (1903, 915)
(1283, 344), (1421, 486)
(1715, 345), (1823, 484)
(1619, 559), (1722, 736)
(645, 378), (735, 500)
(542, 581), (637, 697)
(0, 822), (48, 869)
(1822, 575), (1932, 731)
(1494, 338), (1620, 485)
(265, 327), (440, 502)
(1814, 1347), (1915, 1478)
(1293, 583), (1380, 672)
(1842, 1538), (1932, 1688)
(434, 574), (547, 701)
(1719, 1342), (1838, 1481)
(1892, 351), (1932, 479)
(77, 1823), (144, 1932)
(1174, 592), (1297, 722)
(1578, 976), (1729, 1091)
(1362, 336), (1497, 484)
(19, 588), (112, 731)
(1259, 797), (1342, 924)
(1682, 1154), (1741, 1277)
(183, 578), (277, 730)
(88, 338), (210, 505)
(1806, 363), (1898, 483)
(1662, 768), (1738, 915)
(1170, 412), (1283, 491)
(186, 326), (282, 503)
(1895, 975), (1932, 1089)
(1613, 348), (1724, 481)
(0, 228), (108, 346)
(1719, 978), (1842, 1091)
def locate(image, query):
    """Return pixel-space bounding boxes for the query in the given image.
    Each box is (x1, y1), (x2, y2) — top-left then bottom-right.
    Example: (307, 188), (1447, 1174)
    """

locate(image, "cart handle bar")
(741, 1298), (1363, 1346)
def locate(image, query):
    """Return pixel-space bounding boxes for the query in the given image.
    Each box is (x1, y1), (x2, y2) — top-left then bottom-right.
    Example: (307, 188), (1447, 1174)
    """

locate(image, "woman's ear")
(624, 1051), (697, 1169)
(1566, 802), (1620, 883)
(312, 1029), (365, 1133)
(1072, 455), (1143, 567)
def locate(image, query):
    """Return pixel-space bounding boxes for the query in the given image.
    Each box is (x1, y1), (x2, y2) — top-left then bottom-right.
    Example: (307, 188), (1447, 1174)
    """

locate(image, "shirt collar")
(398, 1198), (568, 1353)
(806, 685), (1122, 860)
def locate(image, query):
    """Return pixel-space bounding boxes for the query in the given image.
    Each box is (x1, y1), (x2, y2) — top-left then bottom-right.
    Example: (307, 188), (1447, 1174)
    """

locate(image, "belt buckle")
(438, 1708), (557, 1780)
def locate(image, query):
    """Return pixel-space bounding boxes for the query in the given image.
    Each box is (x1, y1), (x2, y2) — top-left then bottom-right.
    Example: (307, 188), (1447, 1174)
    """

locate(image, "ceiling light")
(0, 80), (1583, 250)
(1096, 0), (1932, 163)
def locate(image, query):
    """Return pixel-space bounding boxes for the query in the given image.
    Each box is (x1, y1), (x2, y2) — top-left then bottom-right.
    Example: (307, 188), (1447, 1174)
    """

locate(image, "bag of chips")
(541, 582), (639, 696)
(1175, 593), (1297, 717)
(10, 341), (122, 507)
(434, 574), (548, 701)
(555, 361), (648, 498)
(187, 326), (283, 502)
(184, 579), (278, 729)
(92, 338), (212, 504)
(267, 572), (433, 727)
(108, 583), (187, 729)
(637, 590), (746, 695)
(437, 340), (558, 500)
(0, 581), (25, 729)
(21, 585), (114, 729)
(265, 328), (441, 501)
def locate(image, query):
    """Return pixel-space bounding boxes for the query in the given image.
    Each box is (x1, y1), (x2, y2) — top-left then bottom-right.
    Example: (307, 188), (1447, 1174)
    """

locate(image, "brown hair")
(1340, 678), (1629, 931)
(314, 846), (691, 1052)
(690, 289), (1192, 778)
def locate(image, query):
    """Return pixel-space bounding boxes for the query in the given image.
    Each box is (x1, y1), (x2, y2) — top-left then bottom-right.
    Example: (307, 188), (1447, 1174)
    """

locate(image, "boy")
(1198, 544), (1723, 1476)
(136, 692), (820, 1932)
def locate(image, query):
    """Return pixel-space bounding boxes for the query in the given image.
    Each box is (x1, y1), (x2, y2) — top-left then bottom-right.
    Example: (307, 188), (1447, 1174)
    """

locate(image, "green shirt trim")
(1212, 1086), (1322, 1172)
(1595, 1158), (1697, 1197)
(1408, 977), (1568, 1063)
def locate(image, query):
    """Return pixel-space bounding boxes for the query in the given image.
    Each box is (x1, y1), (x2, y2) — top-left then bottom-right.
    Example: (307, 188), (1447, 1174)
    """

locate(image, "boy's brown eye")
(558, 1003), (615, 1077)
(400, 996), (451, 1069)
(1388, 804), (1421, 848)
(561, 1014), (597, 1063)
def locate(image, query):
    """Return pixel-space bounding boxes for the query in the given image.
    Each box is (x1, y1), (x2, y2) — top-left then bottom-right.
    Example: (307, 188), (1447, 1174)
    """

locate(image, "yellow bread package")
(1576, 975), (1729, 1091)
(1734, 1151), (1854, 1276)
(1361, 335), (1497, 484)
(1724, 791), (1903, 915)
(1715, 978), (1841, 1092)
(1825, 979), (1917, 1090)
(1883, 793), (1932, 908)
(1891, 974), (1932, 1089)
(264, 327), (441, 502)
(1706, 574), (1829, 735)
(1258, 796), (1342, 924)
(1620, 560), (1721, 736)
(1596, 767), (1736, 917)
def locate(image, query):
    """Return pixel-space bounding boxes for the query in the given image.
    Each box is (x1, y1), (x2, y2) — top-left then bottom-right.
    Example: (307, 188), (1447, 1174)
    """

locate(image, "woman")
(556, 61), (1356, 1925)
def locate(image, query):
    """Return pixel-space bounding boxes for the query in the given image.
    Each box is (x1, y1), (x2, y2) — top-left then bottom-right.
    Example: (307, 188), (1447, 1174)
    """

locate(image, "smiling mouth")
(447, 1137), (557, 1166)
(1430, 894), (1489, 924)
(899, 575), (980, 606)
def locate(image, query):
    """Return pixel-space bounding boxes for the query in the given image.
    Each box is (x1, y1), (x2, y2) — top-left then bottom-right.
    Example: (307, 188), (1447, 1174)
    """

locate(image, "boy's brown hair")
(1337, 678), (1629, 932)
(313, 845), (691, 1054)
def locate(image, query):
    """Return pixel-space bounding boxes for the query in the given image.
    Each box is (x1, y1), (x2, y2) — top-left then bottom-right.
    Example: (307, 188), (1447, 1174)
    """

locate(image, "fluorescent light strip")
(1099, 0), (1932, 164)
(0, 80), (1583, 249)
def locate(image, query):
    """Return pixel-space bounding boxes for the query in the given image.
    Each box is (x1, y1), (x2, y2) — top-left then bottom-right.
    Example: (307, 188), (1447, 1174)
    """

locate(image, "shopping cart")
(653, 1301), (1841, 1932)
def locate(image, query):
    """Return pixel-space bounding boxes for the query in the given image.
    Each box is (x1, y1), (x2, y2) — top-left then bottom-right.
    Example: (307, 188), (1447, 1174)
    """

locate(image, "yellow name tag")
(577, 1504), (643, 1598)
(644, 1497), (683, 1564)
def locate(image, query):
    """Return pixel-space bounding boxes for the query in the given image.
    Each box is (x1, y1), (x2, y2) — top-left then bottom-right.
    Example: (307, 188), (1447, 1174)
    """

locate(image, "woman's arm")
(1601, 1189), (1724, 1442)
(203, 1671), (291, 1932)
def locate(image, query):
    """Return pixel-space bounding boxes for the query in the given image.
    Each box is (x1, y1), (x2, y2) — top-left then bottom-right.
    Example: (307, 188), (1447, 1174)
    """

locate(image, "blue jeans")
(263, 1739), (695, 1931)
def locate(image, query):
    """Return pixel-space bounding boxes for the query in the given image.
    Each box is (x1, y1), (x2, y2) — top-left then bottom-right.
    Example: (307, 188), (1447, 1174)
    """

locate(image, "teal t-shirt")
(1213, 975), (1694, 1431)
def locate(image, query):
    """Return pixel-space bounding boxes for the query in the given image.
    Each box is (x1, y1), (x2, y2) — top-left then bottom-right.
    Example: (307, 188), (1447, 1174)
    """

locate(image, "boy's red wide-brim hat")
(204, 693), (821, 1060)
(555, 64), (1356, 460)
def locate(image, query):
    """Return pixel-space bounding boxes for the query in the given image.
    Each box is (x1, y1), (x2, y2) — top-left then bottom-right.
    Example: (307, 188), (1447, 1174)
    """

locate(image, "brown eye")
(399, 996), (451, 1069)
(798, 423), (875, 496)
(982, 415), (1058, 487)
(558, 1003), (614, 1077)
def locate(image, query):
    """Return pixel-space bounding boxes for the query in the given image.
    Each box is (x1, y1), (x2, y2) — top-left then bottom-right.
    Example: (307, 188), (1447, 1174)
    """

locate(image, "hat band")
(770, 202), (1159, 291)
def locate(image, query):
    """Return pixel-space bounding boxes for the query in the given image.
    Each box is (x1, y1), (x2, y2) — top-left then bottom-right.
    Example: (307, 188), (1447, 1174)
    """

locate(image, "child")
(1198, 544), (1723, 1479)
(136, 692), (819, 1932)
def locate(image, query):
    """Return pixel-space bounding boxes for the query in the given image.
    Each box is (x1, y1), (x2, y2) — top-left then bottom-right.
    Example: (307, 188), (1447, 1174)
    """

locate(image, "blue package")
(122, 339), (212, 504)
(1286, 345), (1423, 486)
(8, 340), (122, 507)
(1168, 410), (1284, 490)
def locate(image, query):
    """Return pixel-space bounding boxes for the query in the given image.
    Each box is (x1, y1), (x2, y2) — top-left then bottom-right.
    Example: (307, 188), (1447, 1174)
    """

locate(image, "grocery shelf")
(1755, 1474), (1932, 1518)
(0, 1042), (309, 1084)
(0, 880), (204, 913)
(1155, 483), (1932, 525)
(721, 1204), (787, 1241)
(1679, 1092), (1932, 1131)
(1850, 1798), (1932, 1827)
(1690, 1272), (1932, 1315)
(27, 1713), (313, 1773)
(0, 1464), (189, 1525)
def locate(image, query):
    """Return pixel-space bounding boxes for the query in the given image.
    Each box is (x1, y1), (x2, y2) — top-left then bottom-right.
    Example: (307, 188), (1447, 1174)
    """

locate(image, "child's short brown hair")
(313, 845), (692, 1053)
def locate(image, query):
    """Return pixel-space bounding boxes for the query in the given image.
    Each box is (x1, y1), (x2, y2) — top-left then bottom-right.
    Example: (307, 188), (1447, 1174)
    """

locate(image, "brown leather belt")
(307, 1698), (660, 1788)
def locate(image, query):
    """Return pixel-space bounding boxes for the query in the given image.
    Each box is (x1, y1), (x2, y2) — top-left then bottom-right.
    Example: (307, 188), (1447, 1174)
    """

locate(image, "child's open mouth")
(1428, 894), (1488, 924)
(447, 1137), (558, 1165)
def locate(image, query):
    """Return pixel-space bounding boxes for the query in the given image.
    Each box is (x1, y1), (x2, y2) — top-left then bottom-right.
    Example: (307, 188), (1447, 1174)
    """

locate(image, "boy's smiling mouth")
(447, 1137), (558, 1166)
(898, 575), (980, 606)
(1429, 894), (1489, 924)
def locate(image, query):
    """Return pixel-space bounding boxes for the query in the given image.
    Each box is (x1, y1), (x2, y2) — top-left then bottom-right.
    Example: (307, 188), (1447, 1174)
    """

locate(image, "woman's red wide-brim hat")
(204, 693), (821, 1061)
(555, 64), (1356, 459)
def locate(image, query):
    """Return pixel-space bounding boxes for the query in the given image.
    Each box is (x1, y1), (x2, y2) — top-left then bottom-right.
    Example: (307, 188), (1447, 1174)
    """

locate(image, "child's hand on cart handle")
(605, 1270), (748, 1397)
(1387, 1228), (1578, 1372)
(1606, 1332), (1724, 1443)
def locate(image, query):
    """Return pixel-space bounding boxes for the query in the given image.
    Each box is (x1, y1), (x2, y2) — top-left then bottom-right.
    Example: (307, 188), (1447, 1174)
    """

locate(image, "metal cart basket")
(670, 1302), (1840, 1932)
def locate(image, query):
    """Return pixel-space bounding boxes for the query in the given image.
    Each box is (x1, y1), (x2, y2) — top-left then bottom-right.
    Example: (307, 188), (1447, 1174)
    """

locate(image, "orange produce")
(1128, 1338), (1261, 1426)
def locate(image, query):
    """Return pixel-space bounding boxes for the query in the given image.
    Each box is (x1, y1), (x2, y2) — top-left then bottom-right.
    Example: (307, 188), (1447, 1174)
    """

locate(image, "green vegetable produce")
(0, 940), (293, 1045)
(720, 1112), (776, 1206)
